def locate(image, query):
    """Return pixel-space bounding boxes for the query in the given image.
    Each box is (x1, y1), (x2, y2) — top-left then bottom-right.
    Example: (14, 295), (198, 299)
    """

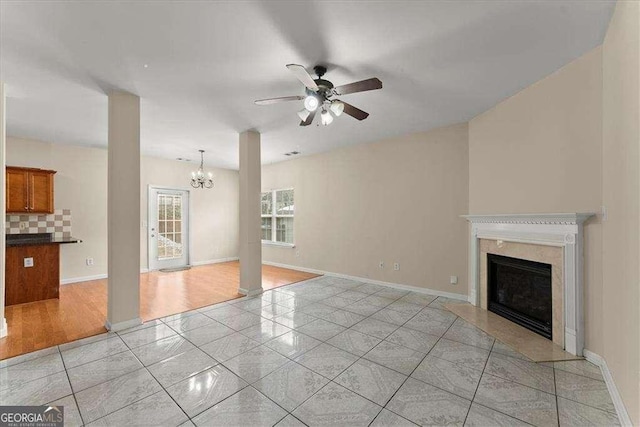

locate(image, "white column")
(106, 91), (142, 331)
(469, 226), (480, 306)
(0, 82), (7, 338)
(238, 130), (263, 296)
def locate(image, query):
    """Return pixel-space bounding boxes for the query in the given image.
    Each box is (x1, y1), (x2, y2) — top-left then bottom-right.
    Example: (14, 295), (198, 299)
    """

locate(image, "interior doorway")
(148, 187), (190, 271)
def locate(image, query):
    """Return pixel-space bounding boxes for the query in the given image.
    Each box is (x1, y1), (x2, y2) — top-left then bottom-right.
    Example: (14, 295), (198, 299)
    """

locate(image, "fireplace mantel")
(462, 213), (594, 225)
(462, 213), (595, 356)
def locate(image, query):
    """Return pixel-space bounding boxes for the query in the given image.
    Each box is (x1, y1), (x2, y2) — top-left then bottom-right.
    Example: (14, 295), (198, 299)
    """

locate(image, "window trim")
(261, 187), (294, 246)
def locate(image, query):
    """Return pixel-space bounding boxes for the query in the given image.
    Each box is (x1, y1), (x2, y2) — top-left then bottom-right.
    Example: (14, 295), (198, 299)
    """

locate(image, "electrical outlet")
(24, 257), (34, 268)
(450, 275), (458, 285)
(393, 263), (400, 271)
(86, 258), (94, 266)
(379, 261), (384, 269)
(295, 250), (300, 258)
(19, 222), (28, 230)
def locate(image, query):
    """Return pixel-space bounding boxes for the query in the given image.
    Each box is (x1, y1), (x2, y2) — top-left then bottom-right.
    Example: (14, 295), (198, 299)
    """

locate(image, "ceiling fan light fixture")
(330, 100), (345, 117)
(321, 108), (333, 126)
(303, 95), (319, 112)
(297, 109), (311, 121)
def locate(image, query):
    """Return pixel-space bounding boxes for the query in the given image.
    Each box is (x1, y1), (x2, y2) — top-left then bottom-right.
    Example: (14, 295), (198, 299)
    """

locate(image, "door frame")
(147, 185), (192, 271)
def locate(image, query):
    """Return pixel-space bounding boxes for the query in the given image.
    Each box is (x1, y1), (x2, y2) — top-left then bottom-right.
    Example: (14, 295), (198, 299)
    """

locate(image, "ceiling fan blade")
(255, 95), (304, 105)
(341, 101), (369, 121)
(299, 109), (317, 126)
(334, 78), (382, 95)
(286, 64), (319, 91)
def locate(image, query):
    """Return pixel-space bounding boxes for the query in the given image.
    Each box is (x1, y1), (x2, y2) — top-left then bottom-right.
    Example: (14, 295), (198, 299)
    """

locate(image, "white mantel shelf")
(462, 213), (595, 225)
(461, 212), (595, 356)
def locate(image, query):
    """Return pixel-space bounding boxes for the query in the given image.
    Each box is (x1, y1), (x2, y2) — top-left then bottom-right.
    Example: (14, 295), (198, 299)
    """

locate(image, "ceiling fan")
(255, 64), (382, 126)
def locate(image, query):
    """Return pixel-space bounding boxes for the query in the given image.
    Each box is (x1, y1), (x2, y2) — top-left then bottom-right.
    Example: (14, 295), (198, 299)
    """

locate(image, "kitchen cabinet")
(5, 234), (81, 306)
(6, 166), (56, 214)
(5, 243), (60, 305)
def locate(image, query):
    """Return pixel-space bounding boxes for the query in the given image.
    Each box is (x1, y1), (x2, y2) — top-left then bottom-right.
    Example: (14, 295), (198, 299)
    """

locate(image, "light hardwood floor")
(0, 261), (319, 360)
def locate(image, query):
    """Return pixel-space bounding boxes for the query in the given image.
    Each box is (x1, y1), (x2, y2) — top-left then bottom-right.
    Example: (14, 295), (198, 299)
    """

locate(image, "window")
(157, 194), (183, 259)
(261, 188), (294, 244)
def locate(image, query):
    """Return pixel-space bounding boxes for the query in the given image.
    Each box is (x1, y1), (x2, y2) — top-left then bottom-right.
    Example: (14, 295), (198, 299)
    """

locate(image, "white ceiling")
(0, 1), (615, 170)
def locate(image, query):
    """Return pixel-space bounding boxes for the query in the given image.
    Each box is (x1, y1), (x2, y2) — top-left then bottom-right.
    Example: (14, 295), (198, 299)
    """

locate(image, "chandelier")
(191, 150), (214, 189)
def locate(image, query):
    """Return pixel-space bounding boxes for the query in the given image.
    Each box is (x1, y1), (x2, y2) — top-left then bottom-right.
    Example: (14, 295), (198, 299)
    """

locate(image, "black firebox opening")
(487, 253), (553, 339)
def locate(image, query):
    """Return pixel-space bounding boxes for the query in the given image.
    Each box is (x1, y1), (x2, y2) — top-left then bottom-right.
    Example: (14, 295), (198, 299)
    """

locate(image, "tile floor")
(0, 276), (620, 426)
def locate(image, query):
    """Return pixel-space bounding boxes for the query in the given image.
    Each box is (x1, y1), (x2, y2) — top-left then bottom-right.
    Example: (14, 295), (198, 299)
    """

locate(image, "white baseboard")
(0, 318), (7, 338)
(60, 274), (108, 285)
(583, 349), (632, 426)
(238, 287), (264, 297)
(104, 317), (142, 332)
(60, 258), (239, 284)
(262, 261), (468, 302)
(191, 257), (239, 267)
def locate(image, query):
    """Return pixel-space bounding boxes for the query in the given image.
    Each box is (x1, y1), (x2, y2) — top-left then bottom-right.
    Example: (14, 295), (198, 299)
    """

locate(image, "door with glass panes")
(148, 187), (189, 270)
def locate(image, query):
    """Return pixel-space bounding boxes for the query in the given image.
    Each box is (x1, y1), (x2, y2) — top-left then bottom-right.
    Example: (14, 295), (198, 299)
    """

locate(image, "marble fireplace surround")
(462, 213), (594, 356)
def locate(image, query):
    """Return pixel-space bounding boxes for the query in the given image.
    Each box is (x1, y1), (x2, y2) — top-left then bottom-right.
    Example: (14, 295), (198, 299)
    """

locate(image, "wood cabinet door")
(29, 171), (54, 213)
(5, 244), (60, 305)
(6, 168), (29, 213)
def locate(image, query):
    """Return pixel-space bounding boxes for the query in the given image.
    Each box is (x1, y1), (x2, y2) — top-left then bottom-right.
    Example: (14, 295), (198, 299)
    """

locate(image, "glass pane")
(157, 193), (184, 260)
(276, 217), (294, 244)
(158, 197), (166, 220)
(261, 192), (273, 215)
(174, 198), (182, 220)
(276, 189), (294, 215)
(261, 217), (272, 241)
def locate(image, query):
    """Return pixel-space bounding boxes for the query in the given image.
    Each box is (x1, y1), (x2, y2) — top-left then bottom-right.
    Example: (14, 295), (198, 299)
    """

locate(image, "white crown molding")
(262, 261), (468, 301)
(462, 212), (595, 356)
(584, 349), (633, 426)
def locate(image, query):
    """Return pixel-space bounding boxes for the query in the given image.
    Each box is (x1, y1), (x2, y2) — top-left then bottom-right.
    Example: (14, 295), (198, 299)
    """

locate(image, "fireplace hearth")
(488, 253), (552, 339)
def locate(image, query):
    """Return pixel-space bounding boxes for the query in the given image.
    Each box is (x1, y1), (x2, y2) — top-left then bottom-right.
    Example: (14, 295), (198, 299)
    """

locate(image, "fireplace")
(463, 213), (594, 356)
(487, 253), (553, 339)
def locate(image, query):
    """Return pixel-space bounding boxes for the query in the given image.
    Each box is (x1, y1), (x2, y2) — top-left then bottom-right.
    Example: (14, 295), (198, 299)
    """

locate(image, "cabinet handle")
(24, 206), (28, 211)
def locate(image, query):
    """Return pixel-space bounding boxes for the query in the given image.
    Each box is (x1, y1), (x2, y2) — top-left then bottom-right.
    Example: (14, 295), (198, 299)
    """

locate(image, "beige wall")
(140, 156), (239, 270)
(602, 1), (640, 423)
(262, 123), (469, 295)
(468, 47), (604, 353)
(6, 136), (239, 281)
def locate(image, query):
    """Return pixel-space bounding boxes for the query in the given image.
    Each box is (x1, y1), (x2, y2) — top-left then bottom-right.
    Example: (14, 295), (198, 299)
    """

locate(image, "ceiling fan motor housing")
(313, 65), (327, 78)
(308, 78), (334, 104)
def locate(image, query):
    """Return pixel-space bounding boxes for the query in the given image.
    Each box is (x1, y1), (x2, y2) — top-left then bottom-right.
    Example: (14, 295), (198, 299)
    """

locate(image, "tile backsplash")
(5, 209), (72, 238)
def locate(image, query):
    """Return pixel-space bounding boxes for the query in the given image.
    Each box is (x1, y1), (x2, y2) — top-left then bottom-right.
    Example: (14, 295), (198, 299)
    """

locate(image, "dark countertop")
(6, 233), (82, 247)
